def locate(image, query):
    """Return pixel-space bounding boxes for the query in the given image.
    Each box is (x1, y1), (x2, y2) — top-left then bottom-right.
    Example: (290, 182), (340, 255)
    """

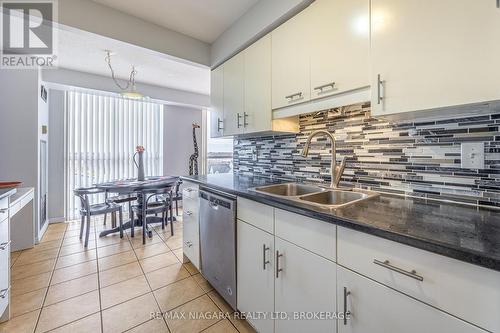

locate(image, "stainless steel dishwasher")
(199, 188), (237, 310)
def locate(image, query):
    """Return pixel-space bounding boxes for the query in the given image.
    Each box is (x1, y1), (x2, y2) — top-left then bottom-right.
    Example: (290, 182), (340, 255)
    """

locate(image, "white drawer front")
(237, 197), (274, 234)
(182, 198), (200, 269)
(183, 196), (199, 216)
(0, 219), (8, 245)
(0, 232), (9, 316)
(182, 182), (199, 201)
(275, 209), (336, 262)
(338, 226), (500, 332)
(0, 198), (8, 222)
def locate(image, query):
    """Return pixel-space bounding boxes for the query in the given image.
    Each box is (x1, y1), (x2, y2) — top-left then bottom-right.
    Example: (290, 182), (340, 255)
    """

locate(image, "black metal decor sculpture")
(189, 123), (200, 176)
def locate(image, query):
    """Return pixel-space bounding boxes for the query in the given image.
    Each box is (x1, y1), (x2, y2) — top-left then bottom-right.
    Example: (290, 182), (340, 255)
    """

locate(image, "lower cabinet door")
(237, 220), (274, 333)
(182, 195), (200, 269)
(337, 266), (486, 333)
(275, 238), (336, 333)
(0, 227), (9, 316)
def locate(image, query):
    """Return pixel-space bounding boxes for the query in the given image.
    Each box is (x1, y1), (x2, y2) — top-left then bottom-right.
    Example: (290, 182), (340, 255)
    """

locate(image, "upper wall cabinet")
(223, 52), (245, 136)
(271, 9), (311, 109)
(371, 0), (500, 117)
(244, 35), (272, 133)
(210, 34), (298, 138)
(309, 0), (370, 100)
(271, 0), (370, 110)
(210, 66), (224, 138)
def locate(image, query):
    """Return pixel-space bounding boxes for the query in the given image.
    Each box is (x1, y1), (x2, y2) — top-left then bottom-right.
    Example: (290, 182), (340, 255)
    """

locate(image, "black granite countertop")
(181, 173), (500, 272)
(0, 187), (17, 200)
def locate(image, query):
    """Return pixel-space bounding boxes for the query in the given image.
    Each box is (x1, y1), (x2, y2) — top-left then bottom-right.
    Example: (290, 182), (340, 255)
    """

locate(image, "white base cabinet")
(182, 182), (200, 269)
(237, 220), (275, 333)
(235, 197), (497, 333)
(337, 266), (485, 333)
(236, 200), (337, 333)
(275, 237), (337, 333)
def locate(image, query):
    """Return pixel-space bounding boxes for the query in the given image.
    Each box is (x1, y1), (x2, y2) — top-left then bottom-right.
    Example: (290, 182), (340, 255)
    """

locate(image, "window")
(206, 111), (233, 174)
(65, 91), (164, 219)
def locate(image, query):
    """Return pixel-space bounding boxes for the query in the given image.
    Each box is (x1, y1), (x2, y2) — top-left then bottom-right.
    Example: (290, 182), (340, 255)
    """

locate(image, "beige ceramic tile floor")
(1, 213), (256, 333)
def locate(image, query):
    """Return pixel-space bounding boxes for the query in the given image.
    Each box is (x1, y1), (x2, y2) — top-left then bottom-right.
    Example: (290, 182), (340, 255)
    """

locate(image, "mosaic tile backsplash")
(234, 102), (500, 207)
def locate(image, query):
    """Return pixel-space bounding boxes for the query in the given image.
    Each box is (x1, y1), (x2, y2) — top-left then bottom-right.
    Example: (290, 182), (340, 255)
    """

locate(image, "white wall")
(210, 0), (314, 67)
(42, 68), (210, 108)
(58, 0), (211, 66)
(48, 90), (65, 222)
(163, 105), (203, 177)
(0, 70), (41, 233)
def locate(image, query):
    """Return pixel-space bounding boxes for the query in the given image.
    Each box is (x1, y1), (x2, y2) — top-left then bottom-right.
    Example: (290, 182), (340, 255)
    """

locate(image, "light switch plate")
(461, 142), (484, 169)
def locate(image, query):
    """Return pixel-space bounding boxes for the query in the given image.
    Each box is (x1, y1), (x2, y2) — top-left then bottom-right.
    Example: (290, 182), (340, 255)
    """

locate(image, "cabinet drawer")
(183, 196), (199, 217)
(338, 227), (500, 332)
(0, 198), (8, 222)
(9, 201), (21, 217)
(0, 219), (8, 244)
(275, 209), (336, 262)
(182, 183), (199, 200)
(237, 198), (274, 234)
(0, 234), (9, 316)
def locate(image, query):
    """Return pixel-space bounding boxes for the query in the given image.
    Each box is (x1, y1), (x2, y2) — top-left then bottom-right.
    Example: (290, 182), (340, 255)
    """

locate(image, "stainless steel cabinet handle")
(185, 211), (193, 216)
(0, 288), (8, 298)
(343, 287), (351, 325)
(237, 113), (242, 128)
(217, 118), (224, 132)
(314, 82), (335, 92)
(275, 250), (283, 278)
(0, 241), (11, 250)
(377, 74), (384, 105)
(373, 259), (424, 282)
(262, 244), (270, 270)
(285, 92), (303, 101)
(243, 112), (249, 128)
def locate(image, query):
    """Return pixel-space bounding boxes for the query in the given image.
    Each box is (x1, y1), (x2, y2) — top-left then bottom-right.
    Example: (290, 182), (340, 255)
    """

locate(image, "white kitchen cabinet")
(338, 226), (500, 332)
(223, 52), (245, 136)
(0, 197), (9, 322)
(237, 220), (275, 333)
(275, 237), (337, 333)
(337, 266), (486, 333)
(182, 182), (200, 269)
(308, 0), (370, 101)
(210, 66), (224, 138)
(371, 0), (500, 116)
(271, 9), (311, 109)
(244, 34), (272, 133)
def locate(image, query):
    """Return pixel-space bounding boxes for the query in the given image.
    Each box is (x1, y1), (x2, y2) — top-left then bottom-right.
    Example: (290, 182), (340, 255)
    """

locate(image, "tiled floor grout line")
(33, 223), (69, 333)
(93, 221), (105, 333)
(7, 217), (212, 333)
(128, 224), (174, 332)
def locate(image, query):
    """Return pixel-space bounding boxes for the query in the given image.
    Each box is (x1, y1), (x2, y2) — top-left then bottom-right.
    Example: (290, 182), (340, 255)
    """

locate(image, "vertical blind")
(65, 91), (164, 219)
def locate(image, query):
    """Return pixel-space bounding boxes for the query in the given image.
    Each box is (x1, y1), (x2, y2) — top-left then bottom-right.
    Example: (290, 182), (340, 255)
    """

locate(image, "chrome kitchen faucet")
(301, 130), (346, 188)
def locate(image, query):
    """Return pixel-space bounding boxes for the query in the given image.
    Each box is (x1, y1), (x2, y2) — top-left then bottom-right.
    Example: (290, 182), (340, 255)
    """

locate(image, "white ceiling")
(57, 27), (210, 95)
(92, 0), (260, 43)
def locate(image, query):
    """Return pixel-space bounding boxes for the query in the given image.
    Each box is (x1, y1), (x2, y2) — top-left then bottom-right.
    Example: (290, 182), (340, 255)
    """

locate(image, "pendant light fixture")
(105, 50), (146, 99)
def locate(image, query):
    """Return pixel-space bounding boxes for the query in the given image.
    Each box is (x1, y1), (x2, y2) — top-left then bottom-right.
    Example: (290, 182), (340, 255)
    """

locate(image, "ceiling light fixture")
(105, 50), (146, 99)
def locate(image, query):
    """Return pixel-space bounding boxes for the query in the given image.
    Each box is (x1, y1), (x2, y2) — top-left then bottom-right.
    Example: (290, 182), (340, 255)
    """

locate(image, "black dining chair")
(172, 180), (182, 216)
(131, 186), (174, 244)
(74, 187), (124, 247)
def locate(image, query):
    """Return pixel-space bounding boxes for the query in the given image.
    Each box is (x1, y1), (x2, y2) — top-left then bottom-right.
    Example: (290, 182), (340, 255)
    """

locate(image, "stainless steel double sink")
(251, 183), (378, 209)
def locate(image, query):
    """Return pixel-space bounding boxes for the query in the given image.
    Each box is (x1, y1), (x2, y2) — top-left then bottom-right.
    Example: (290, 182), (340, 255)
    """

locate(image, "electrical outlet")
(461, 142), (484, 169)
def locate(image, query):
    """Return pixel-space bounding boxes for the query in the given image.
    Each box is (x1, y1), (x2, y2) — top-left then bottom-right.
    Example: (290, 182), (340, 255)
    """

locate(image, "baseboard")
(49, 217), (66, 224)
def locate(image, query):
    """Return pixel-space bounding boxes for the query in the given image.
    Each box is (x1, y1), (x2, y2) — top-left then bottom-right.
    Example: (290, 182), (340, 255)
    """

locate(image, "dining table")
(94, 176), (179, 244)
